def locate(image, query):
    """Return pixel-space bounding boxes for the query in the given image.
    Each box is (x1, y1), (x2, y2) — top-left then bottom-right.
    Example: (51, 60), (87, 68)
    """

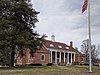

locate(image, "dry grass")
(0, 66), (100, 75)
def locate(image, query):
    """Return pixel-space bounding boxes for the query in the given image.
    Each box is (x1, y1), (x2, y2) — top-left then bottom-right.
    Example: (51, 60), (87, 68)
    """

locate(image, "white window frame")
(31, 56), (34, 61)
(41, 54), (45, 61)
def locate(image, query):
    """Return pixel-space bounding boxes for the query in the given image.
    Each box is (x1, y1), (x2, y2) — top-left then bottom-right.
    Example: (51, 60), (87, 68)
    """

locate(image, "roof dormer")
(50, 44), (54, 47)
(58, 46), (62, 48)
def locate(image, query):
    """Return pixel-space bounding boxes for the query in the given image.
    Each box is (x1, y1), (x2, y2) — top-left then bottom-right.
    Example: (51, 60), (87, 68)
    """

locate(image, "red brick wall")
(75, 54), (86, 65)
(16, 47), (50, 66)
(32, 50), (50, 65)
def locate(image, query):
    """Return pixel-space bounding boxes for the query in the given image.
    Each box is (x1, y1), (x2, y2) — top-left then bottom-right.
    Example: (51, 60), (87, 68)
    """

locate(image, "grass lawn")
(0, 65), (100, 75)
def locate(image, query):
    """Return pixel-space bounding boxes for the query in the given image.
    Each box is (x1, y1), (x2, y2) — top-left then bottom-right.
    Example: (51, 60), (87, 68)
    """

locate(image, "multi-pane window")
(41, 54), (45, 61)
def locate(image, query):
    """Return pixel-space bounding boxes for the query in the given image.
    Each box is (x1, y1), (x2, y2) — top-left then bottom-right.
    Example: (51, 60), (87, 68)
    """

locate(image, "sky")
(31, 0), (100, 50)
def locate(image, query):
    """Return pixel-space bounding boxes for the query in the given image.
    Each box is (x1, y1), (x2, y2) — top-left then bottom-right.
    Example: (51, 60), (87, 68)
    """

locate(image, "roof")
(43, 40), (76, 52)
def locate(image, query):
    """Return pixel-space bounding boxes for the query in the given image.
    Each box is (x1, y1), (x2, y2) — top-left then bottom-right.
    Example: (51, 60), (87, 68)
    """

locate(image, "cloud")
(32, 0), (100, 50)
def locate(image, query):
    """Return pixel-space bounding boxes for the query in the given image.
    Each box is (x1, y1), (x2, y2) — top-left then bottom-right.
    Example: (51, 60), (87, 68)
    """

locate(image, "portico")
(50, 50), (75, 65)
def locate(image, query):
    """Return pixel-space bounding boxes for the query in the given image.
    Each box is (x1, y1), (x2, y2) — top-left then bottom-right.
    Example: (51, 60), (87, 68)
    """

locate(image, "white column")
(59, 52), (61, 63)
(78, 53), (80, 64)
(67, 53), (69, 64)
(50, 51), (52, 63)
(71, 53), (72, 64)
(55, 51), (57, 64)
(64, 52), (65, 63)
(74, 53), (75, 62)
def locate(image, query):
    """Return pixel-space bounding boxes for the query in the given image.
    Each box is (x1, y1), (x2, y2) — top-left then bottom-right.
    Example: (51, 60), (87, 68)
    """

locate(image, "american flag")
(82, 0), (88, 13)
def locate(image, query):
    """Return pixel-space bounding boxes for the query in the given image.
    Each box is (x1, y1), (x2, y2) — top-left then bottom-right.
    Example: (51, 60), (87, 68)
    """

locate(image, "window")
(31, 56), (34, 60)
(41, 54), (45, 61)
(50, 44), (54, 47)
(58, 46), (62, 48)
(66, 47), (69, 49)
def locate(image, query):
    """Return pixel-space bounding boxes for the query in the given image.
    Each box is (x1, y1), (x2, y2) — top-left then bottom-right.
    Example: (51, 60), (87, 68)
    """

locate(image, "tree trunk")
(10, 51), (15, 67)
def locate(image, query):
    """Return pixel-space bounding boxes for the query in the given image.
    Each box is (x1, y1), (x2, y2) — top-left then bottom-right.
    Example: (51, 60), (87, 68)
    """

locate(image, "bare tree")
(81, 39), (89, 63)
(81, 39), (100, 64)
(96, 44), (100, 59)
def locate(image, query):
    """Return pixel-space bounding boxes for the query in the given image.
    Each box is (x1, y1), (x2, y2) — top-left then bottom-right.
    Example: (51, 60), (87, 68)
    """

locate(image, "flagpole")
(88, 0), (92, 72)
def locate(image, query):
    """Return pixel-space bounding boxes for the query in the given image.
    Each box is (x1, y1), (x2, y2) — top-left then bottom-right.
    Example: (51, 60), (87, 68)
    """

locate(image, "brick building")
(15, 35), (86, 66)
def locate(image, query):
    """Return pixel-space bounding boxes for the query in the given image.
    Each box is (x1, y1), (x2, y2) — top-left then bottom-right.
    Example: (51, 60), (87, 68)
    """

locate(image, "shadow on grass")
(0, 66), (45, 70)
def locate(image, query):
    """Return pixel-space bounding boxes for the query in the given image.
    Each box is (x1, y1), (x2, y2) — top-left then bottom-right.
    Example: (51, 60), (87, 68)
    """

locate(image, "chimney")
(70, 41), (73, 47)
(51, 34), (55, 42)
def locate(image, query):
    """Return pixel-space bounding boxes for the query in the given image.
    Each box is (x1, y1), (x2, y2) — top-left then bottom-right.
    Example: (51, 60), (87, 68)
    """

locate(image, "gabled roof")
(43, 40), (76, 52)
